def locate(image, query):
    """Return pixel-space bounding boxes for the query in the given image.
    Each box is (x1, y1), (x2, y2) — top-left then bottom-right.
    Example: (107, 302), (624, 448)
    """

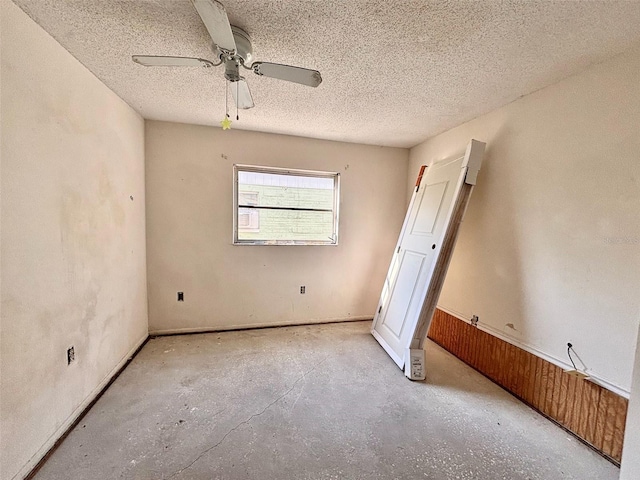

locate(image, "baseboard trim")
(20, 334), (149, 480)
(149, 316), (372, 336)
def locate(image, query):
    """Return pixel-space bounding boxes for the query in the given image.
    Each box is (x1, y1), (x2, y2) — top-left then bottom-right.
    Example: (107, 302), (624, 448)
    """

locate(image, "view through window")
(234, 165), (340, 245)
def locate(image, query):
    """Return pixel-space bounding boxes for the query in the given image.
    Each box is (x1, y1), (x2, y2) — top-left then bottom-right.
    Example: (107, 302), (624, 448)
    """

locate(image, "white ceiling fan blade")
(231, 78), (254, 109)
(132, 55), (214, 68)
(191, 0), (236, 53)
(252, 62), (322, 87)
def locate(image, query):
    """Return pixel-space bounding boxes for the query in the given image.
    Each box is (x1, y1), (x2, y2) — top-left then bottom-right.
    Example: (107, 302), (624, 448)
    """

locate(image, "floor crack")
(166, 355), (331, 479)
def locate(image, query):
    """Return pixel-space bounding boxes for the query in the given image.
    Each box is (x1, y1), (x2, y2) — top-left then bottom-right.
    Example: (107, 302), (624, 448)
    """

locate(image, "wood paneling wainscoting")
(427, 309), (628, 464)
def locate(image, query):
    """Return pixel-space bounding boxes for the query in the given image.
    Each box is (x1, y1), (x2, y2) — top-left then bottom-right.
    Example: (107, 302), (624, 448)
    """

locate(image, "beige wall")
(145, 121), (408, 334)
(0, 2), (148, 479)
(408, 45), (640, 395)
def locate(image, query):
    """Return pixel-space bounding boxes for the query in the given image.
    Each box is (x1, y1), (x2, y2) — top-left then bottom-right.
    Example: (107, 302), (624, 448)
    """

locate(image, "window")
(233, 164), (340, 245)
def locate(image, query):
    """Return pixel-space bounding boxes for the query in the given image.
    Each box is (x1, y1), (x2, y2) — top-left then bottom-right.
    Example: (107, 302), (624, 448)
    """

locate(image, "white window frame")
(233, 164), (340, 246)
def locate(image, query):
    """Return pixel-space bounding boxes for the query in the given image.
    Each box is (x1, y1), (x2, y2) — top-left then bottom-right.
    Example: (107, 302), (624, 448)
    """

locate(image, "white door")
(371, 141), (484, 368)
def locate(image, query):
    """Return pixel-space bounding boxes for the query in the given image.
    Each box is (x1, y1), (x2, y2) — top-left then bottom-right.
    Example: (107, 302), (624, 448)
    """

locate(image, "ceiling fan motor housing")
(218, 26), (252, 66)
(219, 27), (252, 82)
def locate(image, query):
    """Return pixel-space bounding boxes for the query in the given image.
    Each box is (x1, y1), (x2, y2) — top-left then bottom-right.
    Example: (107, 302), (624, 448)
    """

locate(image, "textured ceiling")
(12, 0), (640, 148)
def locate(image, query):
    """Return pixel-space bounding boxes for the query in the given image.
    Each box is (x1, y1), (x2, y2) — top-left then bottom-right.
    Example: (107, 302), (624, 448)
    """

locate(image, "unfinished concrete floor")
(33, 321), (618, 480)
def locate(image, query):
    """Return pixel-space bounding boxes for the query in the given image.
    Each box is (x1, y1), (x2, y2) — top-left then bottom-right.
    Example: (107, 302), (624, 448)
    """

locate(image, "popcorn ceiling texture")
(12, 0), (640, 148)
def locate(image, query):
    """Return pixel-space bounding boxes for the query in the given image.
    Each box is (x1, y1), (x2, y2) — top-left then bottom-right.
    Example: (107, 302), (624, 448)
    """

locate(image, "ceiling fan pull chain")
(220, 79), (232, 130)
(225, 79), (229, 117)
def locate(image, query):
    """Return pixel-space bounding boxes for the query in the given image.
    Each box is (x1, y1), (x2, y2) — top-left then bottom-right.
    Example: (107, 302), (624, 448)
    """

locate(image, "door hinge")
(397, 246), (400, 254)
(378, 305), (382, 314)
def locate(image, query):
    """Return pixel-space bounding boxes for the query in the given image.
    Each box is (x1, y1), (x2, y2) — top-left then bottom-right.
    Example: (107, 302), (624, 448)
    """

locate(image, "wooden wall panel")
(427, 309), (628, 464)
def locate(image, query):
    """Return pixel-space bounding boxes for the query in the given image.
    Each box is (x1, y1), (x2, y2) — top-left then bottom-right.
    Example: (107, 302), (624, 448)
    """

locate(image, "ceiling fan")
(132, 0), (322, 111)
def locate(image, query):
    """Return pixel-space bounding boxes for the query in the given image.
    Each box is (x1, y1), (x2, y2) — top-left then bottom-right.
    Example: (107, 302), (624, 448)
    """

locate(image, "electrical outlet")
(177, 292), (184, 302)
(471, 315), (479, 326)
(300, 286), (305, 294)
(67, 346), (75, 365)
